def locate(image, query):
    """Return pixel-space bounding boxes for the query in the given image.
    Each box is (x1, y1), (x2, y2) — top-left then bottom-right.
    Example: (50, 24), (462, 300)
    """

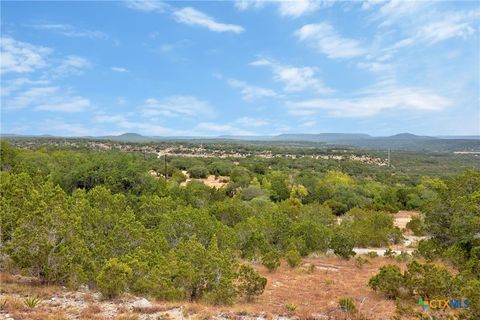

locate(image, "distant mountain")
(2, 132), (479, 152)
(386, 133), (436, 140)
(271, 133), (372, 142)
(95, 133), (156, 142)
(438, 135), (480, 140)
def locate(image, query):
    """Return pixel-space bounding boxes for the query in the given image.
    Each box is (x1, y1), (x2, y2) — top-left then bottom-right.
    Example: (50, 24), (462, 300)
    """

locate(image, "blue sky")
(1, 0), (479, 137)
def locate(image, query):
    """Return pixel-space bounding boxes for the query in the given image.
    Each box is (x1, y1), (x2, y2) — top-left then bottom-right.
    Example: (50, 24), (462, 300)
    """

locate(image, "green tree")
(96, 258), (133, 298)
(237, 265), (267, 302)
(368, 265), (404, 299)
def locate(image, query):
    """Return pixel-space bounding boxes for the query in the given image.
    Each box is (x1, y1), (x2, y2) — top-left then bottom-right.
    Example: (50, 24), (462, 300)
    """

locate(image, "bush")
(354, 256), (369, 268)
(368, 265), (404, 299)
(384, 248), (396, 258)
(188, 165), (209, 179)
(285, 249), (302, 268)
(405, 216), (425, 236)
(403, 260), (454, 298)
(367, 251), (379, 258)
(339, 297), (356, 313)
(237, 265), (267, 302)
(262, 251), (280, 272)
(462, 280), (480, 318)
(96, 258), (133, 299)
(413, 239), (440, 261)
(285, 303), (297, 312)
(330, 233), (356, 259)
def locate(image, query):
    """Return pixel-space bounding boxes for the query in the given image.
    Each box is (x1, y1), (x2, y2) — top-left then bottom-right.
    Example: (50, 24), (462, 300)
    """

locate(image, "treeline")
(369, 170), (480, 318)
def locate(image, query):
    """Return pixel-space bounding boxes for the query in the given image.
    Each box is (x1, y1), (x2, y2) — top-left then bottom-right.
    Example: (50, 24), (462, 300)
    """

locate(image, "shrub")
(285, 303), (297, 312)
(462, 280), (480, 318)
(330, 232), (356, 259)
(188, 165), (209, 179)
(262, 251), (280, 272)
(395, 251), (410, 262)
(367, 251), (378, 258)
(285, 249), (302, 268)
(237, 265), (267, 302)
(403, 260), (454, 298)
(413, 239), (440, 261)
(96, 258), (132, 299)
(339, 297), (356, 313)
(384, 248), (396, 258)
(368, 265), (404, 299)
(405, 216), (425, 236)
(23, 296), (41, 308)
(354, 256), (369, 268)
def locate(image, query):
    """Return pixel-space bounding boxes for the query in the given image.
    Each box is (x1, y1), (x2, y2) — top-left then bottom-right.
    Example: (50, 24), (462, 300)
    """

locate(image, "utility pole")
(387, 148), (391, 168)
(164, 154), (168, 181)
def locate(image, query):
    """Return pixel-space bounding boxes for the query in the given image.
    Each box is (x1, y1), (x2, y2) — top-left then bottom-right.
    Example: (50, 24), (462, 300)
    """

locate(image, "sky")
(1, 0), (479, 137)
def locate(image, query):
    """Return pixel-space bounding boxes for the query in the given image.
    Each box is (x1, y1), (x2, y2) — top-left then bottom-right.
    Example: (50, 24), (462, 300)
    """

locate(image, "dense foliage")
(1, 140), (478, 310)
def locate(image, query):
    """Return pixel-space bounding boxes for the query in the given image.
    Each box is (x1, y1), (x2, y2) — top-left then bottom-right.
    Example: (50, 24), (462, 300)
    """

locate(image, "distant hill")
(2, 132), (479, 152)
(271, 133), (372, 142)
(95, 133), (156, 143)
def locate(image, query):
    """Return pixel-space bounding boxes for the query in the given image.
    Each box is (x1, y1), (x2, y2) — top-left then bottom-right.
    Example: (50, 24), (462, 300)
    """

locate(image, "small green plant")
(395, 251), (410, 262)
(0, 298), (7, 310)
(285, 249), (302, 268)
(339, 297), (356, 313)
(262, 251), (280, 272)
(367, 251), (378, 258)
(24, 296), (41, 308)
(354, 256), (370, 268)
(406, 216), (425, 236)
(307, 263), (315, 273)
(368, 264), (404, 299)
(96, 258), (133, 299)
(384, 248), (396, 258)
(285, 303), (297, 312)
(237, 265), (267, 302)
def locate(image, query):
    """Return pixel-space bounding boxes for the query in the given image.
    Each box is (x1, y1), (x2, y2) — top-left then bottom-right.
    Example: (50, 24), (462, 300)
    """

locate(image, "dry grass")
(152, 256), (406, 320)
(79, 303), (103, 319)
(1, 255), (411, 319)
(114, 314), (139, 320)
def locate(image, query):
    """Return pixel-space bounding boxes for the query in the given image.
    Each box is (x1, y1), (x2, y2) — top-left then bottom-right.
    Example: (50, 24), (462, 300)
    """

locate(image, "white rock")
(132, 298), (152, 310)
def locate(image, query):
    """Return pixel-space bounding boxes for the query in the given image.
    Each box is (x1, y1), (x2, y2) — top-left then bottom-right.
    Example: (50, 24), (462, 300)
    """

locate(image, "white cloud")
(111, 66), (129, 72)
(5, 86), (59, 110)
(286, 84), (452, 117)
(35, 97), (91, 112)
(124, 0), (167, 13)
(1, 78), (50, 97)
(371, 0), (431, 27)
(234, 0), (265, 11)
(227, 78), (280, 101)
(94, 113), (185, 136)
(278, 0), (329, 18)
(173, 7), (244, 33)
(3, 85), (91, 112)
(31, 23), (107, 39)
(295, 23), (365, 59)
(0, 36), (51, 74)
(250, 58), (332, 94)
(44, 120), (100, 136)
(196, 122), (255, 136)
(235, 0), (333, 18)
(141, 95), (214, 118)
(54, 55), (91, 77)
(417, 10), (479, 44)
(234, 117), (268, 127)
